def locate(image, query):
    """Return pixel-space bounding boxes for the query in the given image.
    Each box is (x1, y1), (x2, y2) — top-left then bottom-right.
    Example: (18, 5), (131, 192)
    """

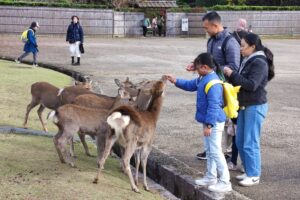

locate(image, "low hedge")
(209, 5), (300, 11)
(0, 0), (112, 9)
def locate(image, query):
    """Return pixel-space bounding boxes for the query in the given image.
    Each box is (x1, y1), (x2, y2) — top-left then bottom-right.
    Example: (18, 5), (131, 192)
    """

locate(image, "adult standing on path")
(66, 16), (84, 66)
(15, 22), (40, 67)
(223, 33), (274, 187)
(187, 11), (241, 160)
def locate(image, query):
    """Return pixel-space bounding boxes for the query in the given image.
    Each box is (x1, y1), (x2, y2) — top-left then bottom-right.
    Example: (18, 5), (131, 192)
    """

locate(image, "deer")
(23, 78), (138, 132)
(70, 78), (157, 157)
(93, 76), (167, 193)
(49, 80), (154, 168)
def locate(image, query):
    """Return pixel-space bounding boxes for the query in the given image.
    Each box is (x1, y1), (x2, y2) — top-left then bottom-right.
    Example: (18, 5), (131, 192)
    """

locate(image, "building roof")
(137, 0), (177, 8)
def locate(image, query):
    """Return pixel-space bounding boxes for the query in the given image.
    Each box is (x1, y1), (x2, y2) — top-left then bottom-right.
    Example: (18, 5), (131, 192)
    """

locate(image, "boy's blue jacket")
(175, 72), (226, 126)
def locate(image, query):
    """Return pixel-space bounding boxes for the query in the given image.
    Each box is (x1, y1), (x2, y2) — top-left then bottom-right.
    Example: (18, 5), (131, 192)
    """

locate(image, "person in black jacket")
(223, 33), (274, 187)
(66, 16), (84, 65)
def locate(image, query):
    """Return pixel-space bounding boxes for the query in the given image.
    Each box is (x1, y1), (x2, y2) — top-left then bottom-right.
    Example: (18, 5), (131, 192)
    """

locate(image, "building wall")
(1, 6), (300, 36)
(0, 6), (143, 36)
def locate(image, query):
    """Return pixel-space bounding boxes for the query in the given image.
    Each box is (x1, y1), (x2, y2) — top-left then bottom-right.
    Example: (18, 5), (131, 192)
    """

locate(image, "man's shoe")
(195, 177), (217, 186)
(227, 161), (238, 171)
(196, 151), (207, 160)
(32, 64), (38, 68)
(208, 182), (232, 193)
(236, 173), (247, 180)
(238, 176), (260, 187)
(15, 59), (20, 64)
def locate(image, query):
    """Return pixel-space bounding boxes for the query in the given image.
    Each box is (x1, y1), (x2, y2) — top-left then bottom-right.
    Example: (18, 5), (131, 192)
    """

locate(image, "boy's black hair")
(193, 52), (217, 69)
(202, 11), (221, 23)
(243, 33), (275, 81)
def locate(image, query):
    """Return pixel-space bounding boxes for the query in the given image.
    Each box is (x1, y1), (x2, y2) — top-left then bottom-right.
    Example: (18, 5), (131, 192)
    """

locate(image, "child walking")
(15, 22), (39, 67)
(165, 53), (232, 193)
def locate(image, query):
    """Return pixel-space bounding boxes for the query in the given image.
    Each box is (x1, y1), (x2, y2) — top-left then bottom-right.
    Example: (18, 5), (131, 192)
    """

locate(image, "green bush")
(209, 5), (300, 10)
(0, 0), (111, 9)
(169, 6), (206, 13)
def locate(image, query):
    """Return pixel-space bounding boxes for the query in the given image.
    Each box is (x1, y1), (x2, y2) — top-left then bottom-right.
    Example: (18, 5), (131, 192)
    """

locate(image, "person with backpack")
(186, 11), (241, 160)
(223, 33), (275, 187)
(15, 22), (40, 67)
(66, 15), (84, 65)
(165, 53), (232, 193)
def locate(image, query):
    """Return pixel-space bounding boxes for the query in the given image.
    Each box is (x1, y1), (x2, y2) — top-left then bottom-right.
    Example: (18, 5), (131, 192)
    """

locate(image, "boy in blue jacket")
(165, 53), (232, 193)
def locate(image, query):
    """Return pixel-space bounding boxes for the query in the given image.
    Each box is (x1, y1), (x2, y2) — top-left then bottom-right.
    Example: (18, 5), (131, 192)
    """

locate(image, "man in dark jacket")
(15, 22), (40, 67)
(66, 16), (84, 65)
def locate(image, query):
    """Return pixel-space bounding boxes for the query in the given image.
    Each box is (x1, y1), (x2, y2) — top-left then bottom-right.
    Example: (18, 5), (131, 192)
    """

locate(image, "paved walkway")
(1, 35), (300, 199)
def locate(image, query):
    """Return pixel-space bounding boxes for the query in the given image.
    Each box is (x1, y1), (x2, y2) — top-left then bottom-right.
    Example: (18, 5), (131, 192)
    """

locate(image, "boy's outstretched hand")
(164, 74), (177, 84)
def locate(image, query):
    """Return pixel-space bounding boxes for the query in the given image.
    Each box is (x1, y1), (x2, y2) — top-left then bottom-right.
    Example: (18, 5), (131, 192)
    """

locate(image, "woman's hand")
(224, 66), (233, 77)
(186, 63), (195, 72)
(164, 74), (176, 84)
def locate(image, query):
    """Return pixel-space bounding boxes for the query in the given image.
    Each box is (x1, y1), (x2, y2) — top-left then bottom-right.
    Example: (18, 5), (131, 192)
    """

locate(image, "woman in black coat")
(66, 16), (84, 65)
(223, 33), (275, 187)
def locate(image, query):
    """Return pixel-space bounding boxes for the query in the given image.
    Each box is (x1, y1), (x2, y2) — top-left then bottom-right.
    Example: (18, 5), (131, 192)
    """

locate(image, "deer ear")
(114, 79), (122, 87)
(74, 80), (79, 85)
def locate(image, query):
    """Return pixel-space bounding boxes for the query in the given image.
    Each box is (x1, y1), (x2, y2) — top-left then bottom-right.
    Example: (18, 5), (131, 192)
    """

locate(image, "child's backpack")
(205, 80), (241, 118)
(21, 29), (33, 43)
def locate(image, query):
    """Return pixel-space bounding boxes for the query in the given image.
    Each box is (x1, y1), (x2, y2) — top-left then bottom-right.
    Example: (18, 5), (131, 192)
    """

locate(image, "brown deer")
(70, 79), (157, 157)
(23, 81), (92, 132)
(49, 82), (147, 168)
(23, 78), (137, 132)
(93, 76), (167, 193)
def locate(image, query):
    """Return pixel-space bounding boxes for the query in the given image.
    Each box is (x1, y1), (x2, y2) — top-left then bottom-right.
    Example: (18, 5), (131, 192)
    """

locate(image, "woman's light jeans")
(204, 122), (230, 184)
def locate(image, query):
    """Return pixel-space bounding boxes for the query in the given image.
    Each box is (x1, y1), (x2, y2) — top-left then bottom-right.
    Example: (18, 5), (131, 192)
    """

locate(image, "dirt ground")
(1, 35), (300, 200)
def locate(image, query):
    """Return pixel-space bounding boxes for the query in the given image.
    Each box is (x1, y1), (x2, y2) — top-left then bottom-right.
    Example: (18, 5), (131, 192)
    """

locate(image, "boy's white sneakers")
(236, 173), (247, 180)
(208, 182), (232, 193)
(195, 177), (217, 186)
(238, 176), (260, 187)
(15, 59), (20, 64)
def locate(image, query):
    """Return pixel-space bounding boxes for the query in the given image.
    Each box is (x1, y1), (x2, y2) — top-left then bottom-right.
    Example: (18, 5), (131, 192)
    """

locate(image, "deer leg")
(53, 131), (65, 164)
(134, 150), (141, 186)
(23, 98), (39, 129)
(93, 136), (117, 184)
(79, 133), (92, 157)
(141, 146), (152, 191)
(65, 136), (76, 168)
(123, 141), (139, 193)
(37, 104), (48, 132)
(69, 137), (76, 158)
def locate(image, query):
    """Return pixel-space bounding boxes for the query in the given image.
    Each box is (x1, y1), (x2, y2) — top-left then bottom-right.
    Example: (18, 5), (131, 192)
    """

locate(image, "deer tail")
(107, 112), (130, 139)
(47, 110), (58, 124)
(109, 105), (142, 127)
(57, 88), (64, 96)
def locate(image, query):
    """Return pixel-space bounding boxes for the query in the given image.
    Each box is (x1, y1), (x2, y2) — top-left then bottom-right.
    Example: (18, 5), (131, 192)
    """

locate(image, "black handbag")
(79, 43), (85, 54)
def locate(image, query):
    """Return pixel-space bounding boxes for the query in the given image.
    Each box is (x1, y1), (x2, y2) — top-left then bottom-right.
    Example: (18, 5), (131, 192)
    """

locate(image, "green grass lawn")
(0, 60), (72, 133)
(0, 60), (164, 199)
(0, 133), (163, 200)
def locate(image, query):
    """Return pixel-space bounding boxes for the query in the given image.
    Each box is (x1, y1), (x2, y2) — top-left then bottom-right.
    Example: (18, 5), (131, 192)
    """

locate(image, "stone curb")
(0, 58), (251, 200)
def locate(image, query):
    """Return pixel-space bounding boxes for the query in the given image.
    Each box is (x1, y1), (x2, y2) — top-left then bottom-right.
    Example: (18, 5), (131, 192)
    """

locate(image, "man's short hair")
(202, 11), (221, 23)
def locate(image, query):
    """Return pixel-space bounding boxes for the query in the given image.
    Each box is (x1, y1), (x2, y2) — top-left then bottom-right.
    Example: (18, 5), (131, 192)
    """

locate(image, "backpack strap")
(205, 80), (223, 94)
(221, 34), (233, 64)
